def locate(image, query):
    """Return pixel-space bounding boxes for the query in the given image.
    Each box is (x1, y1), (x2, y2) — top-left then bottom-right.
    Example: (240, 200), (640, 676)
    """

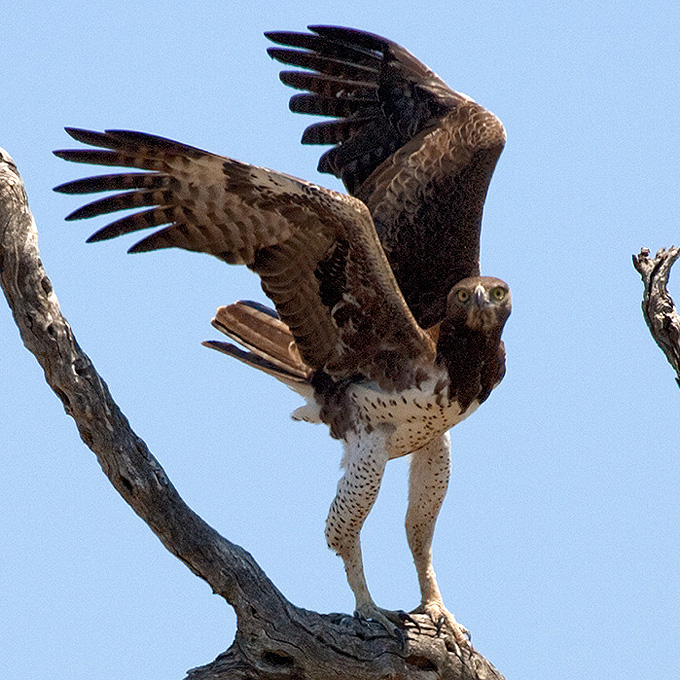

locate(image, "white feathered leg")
(406, 433), (469, 644)
(325, 427), (401, 633)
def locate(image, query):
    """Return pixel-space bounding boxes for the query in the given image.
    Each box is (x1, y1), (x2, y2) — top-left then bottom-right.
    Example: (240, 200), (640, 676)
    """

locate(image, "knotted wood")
(0, 146), (504, 680)
(633, 246), (680, 386)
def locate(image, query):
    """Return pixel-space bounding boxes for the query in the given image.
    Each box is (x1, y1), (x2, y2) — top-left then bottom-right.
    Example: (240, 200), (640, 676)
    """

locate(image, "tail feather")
(205, 300), (313, 384)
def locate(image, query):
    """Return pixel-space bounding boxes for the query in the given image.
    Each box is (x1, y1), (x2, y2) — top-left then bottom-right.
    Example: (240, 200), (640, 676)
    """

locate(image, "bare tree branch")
(633, 246), (680, 386)
(0, 147), (505, 680)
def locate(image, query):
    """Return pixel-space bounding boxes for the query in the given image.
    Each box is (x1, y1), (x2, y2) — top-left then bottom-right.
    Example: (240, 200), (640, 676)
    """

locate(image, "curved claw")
(435, 614), (470, 643)
(354, 604), (409, 643)
(411, 602), (471, 647)
(398, 610), (421, 632)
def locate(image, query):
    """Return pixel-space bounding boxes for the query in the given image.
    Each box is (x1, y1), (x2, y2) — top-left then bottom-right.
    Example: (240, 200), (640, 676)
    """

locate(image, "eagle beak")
(473, 284), (488, 307)
(465, 284), (496, 331)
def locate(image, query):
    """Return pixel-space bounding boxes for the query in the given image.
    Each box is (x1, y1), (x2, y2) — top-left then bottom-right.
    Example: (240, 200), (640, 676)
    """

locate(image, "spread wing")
(54, 128), (434, 389)
(266, 25), (506, 328)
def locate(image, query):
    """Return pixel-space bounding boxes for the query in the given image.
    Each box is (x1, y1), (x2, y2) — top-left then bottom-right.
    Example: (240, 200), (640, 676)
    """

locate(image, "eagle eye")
(491, 286), (507, 302)
(455, 289), (470, 303)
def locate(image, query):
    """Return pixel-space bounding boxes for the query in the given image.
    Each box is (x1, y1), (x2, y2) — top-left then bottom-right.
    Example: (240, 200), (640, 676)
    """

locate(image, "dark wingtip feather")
(54, 151), (80, 162)
(53, 179), (78, 194)
(127, 240), (155, 254)
(59, 127), (211, 158)
(201, 339), (252, 361)
(84, 208), (165, 244)
(63, 127), (112, 147)
(104, 129), (210, 156)
(53, 149), (125, 166)
(64, 207), (86, 221)
(54, 173), (165, 195)
(307, 25), (389, 51)
(265, 45), (277, 59)
(127, 229), (175, 254)
(64, 191), (148, 221)
(264, 30), (313, 48)
(85, 228), (116, 243)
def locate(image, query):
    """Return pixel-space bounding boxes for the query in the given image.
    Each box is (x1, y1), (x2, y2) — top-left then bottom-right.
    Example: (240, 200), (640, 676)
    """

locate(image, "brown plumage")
(55, 127), (433, 391)
(205, 300), (311, 385)
(53, 26), (511, 645)
(266, 25), (506, 328)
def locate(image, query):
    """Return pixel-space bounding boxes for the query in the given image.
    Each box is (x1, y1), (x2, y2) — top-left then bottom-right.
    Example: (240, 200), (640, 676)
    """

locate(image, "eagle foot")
(398, 610), (421, 632)
(354, 604), (413, 641)
(410, 602), (471, 648)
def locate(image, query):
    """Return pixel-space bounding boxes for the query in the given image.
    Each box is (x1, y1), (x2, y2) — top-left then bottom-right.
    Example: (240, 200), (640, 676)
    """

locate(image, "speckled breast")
(346, 373), (480, 457)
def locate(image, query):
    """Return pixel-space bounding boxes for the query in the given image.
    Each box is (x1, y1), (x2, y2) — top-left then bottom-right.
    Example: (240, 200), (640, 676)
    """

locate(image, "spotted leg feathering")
(325, 427), (396, 632)
(406, 433), (469, 643)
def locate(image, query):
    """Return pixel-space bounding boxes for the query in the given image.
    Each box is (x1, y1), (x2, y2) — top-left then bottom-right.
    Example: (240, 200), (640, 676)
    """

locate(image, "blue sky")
(2, 2), (679, 678)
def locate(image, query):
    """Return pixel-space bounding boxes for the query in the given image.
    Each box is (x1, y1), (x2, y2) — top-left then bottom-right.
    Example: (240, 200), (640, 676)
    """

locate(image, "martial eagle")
(54, 26), (511, 644)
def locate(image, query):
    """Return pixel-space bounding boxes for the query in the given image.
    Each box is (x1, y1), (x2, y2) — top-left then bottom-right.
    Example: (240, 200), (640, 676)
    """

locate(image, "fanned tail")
(204, 301), (321, 423)
(204, 300), (313, 385)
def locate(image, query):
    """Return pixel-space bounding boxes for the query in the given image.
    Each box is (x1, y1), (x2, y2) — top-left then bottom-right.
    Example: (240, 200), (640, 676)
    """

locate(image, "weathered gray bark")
(0, 147), (504, 680)
(633, 246), (680, 386)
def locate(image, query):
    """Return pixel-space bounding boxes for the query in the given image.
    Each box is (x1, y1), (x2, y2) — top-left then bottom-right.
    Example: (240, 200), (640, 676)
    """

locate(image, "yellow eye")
(491, 286), (507, 301)
(455, 289), (470, 303)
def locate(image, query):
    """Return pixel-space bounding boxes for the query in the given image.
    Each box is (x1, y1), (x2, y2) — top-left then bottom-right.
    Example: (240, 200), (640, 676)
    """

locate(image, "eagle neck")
(436, 320), (505, 413)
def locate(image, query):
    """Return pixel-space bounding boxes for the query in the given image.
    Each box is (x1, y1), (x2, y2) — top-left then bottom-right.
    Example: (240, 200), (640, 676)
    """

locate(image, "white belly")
(346, 375), (479, 457)
(286, 371), (479, 456)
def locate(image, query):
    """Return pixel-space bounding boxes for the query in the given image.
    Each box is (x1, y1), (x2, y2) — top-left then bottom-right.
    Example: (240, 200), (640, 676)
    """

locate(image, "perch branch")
(633, 246), (680, 386)
(0, 147), (504, 680)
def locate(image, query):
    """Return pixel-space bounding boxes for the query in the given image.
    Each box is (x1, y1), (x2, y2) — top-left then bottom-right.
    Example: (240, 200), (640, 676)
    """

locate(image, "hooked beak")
(467, 284), (495, 331)
(473, 284), (488, 308)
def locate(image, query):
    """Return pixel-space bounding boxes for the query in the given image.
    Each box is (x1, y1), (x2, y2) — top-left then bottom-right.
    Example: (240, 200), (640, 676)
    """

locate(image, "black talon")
(398, 611), (421, 632)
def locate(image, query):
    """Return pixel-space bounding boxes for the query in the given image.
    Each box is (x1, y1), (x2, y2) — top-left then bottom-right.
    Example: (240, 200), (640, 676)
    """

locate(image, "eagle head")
(446, 276), (512, 333)
(438, 276), (511, 410)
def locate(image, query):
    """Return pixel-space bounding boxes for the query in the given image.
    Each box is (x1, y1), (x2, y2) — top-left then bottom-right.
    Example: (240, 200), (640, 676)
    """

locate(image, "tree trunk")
(0, 147), (505, 680)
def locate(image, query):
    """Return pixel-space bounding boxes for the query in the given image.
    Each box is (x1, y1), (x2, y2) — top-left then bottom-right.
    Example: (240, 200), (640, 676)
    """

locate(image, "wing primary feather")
(307, 25), (392, 50)
(266, 48), (378, 79)
(86, 207), (172, 243)
(65, 189), (166, 221)
(60, 127), (214, 158)
(103, 129), (212, 156)
(54, 172), (166, 195)
(266, 30), (380, 67)
(289, 94), (377, 117)
(301, 118), (379, 145)
(127, 221), (197, 254)
(278, 71), (377, 99)
(63, 127), (117, 148)
(53, 149), (133, 167)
